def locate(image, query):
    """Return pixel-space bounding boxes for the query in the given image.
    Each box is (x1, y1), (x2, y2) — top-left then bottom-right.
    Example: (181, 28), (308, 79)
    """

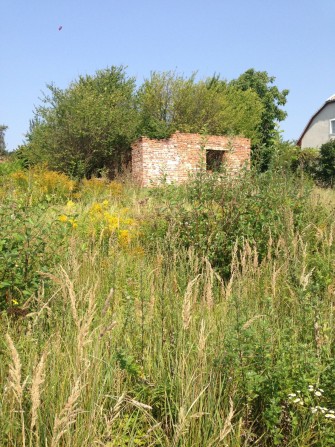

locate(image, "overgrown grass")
(1, 164), (335, 446)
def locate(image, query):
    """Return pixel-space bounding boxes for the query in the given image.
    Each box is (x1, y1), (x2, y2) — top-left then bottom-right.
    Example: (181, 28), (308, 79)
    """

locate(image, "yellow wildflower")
(59, 214), (68, 222)
(66, 200), (75, 209)
(69, 218), (78, 229)
(119, 229), (131, 246)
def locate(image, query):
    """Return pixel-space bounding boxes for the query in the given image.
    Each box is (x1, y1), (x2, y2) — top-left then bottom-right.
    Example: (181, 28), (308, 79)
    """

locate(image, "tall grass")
(1, 165), (335, 446)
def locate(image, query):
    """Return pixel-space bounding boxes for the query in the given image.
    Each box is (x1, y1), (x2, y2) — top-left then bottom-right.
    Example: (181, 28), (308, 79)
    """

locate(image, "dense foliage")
(319, 139), (335, 186)
(1, 160), (335, 446)
(17, 66), (287, 178)
(18, 67), (139, 178)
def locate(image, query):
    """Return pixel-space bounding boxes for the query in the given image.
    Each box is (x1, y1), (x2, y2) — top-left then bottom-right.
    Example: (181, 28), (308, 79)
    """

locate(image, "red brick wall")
(132, 132), (250, 186)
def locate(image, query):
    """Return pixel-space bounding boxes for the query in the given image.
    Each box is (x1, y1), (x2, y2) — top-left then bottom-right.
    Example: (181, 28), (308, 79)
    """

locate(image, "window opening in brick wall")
(206, 150), (226, 172)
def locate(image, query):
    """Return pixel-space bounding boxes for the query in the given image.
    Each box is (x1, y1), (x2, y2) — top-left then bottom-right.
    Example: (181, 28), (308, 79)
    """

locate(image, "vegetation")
(17, 66), (286, 178)
(0, 124), (8, 156)
(1, 160), (335, 446)
(18, 67), (139, 178)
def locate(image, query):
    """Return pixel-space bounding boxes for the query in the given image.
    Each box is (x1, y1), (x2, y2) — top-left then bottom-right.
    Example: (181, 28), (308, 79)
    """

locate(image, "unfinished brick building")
(131, 132), (251, 186)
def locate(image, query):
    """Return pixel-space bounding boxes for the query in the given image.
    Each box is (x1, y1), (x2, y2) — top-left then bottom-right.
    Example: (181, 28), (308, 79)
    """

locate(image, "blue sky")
(1, 0), (335, 151)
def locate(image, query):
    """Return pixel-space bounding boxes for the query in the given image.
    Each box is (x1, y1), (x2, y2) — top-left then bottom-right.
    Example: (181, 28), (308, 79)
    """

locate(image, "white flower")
(315, 391), (322, 397)
(288, 393), (297, 398)
(328, 410), (335, 414)
(318, 388), (324, 393)
(325, 414), (335, 419)
(308, 385), (314, 391)
(293, 398), (301, 403)
(311, 407), (318, 414)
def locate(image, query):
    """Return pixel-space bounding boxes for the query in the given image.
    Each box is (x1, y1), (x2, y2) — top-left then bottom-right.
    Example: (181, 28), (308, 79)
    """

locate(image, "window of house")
(330, 119), (335, 135)
(206, 150), (226, 172)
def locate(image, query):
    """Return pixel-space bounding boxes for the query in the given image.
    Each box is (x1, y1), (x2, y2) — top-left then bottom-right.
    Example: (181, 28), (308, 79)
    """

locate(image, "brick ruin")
(131, 132), (251, 187)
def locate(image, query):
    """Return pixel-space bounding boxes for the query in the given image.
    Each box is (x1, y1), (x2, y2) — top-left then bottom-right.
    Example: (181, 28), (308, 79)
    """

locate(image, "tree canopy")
(17, 66), (288, 178)
(19, 67), (138, 178)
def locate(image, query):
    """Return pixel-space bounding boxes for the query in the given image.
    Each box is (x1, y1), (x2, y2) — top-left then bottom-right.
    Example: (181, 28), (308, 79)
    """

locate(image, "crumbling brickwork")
(132, 132), (250, 186)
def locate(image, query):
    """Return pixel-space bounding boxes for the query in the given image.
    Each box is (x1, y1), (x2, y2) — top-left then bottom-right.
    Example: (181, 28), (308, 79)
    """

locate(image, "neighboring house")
(131, 132), (250, 186)
(298, 94), (335, 148)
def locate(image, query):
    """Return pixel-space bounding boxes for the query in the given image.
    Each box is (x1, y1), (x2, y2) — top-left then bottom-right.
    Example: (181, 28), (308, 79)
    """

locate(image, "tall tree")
(230, 69), (289, 148)
(0, 125), (8, 156)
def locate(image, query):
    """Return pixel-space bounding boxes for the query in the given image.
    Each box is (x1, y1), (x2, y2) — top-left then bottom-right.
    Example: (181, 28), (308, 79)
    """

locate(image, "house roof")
(297, 94), (335, 146)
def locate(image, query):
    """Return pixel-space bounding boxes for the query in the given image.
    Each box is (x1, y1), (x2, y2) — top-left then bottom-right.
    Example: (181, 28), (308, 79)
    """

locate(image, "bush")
(144, 169), (315, 278)
(319, 139), (335, 186)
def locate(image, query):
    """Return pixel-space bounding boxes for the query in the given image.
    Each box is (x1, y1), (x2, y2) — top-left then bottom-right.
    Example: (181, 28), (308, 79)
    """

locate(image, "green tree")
(20, 66), (139, 178)
(230, 69), (289, 169)
(137, 71), (263, 142)
(0, 125), (8, 156)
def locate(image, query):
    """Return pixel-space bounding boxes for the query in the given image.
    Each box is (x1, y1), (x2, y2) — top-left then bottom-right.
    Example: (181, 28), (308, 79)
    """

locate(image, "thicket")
(1, 161), (335, 446)
(16, 67), (288, 178)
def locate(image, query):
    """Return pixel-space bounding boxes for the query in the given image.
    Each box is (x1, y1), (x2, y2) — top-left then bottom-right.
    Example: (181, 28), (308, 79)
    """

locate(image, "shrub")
(319, 139), (335, 186)
(0, 199), (66, 311)
(144, 170), (315, 278)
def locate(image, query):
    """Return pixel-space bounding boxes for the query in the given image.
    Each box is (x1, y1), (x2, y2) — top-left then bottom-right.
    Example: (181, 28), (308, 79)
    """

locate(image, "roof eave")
(297, 99), (335, 147)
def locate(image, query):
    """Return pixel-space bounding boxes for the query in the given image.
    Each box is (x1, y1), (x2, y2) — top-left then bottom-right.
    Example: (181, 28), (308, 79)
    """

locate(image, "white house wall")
(301, 102), (335, 148)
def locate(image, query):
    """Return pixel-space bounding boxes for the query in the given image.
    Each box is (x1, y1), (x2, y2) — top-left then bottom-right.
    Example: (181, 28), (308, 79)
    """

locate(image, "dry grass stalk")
(105, 392), (126, 429)
(77, 286), (97, 364)
(6, 333), (26, 447)
(225, 271), (235, 300)
(219, 397), (234, 441)
(60, 266), (79, 327)
(6, 333), (23, 403)
(253, 244), (259, 270)
(30, 350), (48, 445)
(198, 319), (207, 358)
(182, 275), (200, 330)
(204, 258), (214, 309)
(230, 240), (239, 275)
(102, 288), (114, 316)
(50, 377), (83, 447)
(173, 384), (209, 445)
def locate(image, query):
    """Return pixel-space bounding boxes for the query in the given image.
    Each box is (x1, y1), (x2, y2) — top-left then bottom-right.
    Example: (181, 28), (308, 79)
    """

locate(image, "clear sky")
(1, 0), (335, 151)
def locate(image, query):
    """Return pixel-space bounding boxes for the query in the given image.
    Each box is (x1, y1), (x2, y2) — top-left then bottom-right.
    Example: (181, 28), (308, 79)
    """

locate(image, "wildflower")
(315, 391), (322, 397)
(12, 299), (19, 306)
(325, 414), (335, 419)
(288, 393), (297, 398)
(308, 385), (314, 391)
(66, 200), (75, 209)
(293, 398), (301, 404)
(69, 218), (78, 229)
(102, 199), (109, 208)
(59, 214), (68, 222)
(318, 388), (324, 393)
(119, 230), (130, 246)
(311, 407), (318, 414)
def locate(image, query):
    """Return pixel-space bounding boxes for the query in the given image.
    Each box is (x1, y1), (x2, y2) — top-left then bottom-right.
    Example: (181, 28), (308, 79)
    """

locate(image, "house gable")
(298, 97), (335, 148)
